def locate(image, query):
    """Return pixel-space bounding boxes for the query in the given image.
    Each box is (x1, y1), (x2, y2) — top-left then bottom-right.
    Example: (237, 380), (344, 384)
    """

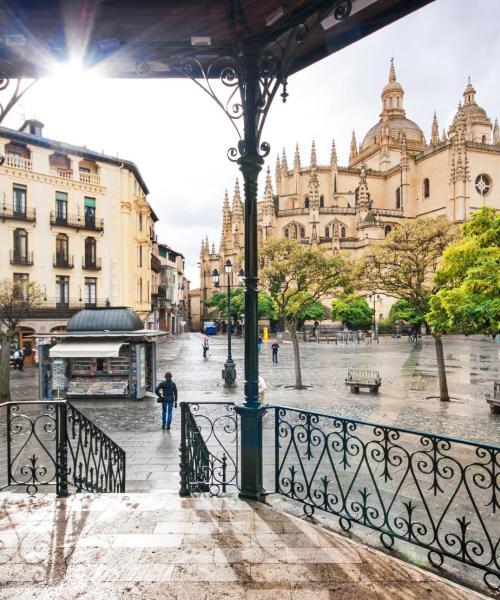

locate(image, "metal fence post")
(6, 404), (12, 488)
(56, 402), (69, 497)
(179, 402), (190, 496)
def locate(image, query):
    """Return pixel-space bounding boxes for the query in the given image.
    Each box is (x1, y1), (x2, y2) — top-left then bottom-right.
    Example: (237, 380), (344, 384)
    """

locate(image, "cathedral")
(199, 60), (500, 313)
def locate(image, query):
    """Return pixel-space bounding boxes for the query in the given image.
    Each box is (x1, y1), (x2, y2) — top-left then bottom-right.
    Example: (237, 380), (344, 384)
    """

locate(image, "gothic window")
(423, 178), (430, 198)
(475, 174), (491, 196)
(290, 224), (297, 238)
(340, 227), (346, 238)
(304, 197), (309, 209)
(284, 228), (289, 238)
(388, 97), (393, 109)
(300, 227), (305, 239)
(384, 225), (392, 237)
(396, 186), (401, 209)
(325, 227), (330, 238)
(319, 195), (324, 208)
(334, 174), (337, 193)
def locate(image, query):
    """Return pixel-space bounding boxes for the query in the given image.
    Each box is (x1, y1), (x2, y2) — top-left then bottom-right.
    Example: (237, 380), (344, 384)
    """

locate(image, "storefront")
(37, 307), (164, 400)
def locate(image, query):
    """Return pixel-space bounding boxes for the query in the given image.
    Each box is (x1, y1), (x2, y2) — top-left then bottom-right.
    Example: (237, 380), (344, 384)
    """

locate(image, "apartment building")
(0, 119), (157, 353)
(157, 244), (189, 334)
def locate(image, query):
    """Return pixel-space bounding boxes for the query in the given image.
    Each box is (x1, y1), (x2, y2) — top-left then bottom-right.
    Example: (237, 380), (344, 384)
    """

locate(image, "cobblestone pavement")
(0, 492), (492, 600)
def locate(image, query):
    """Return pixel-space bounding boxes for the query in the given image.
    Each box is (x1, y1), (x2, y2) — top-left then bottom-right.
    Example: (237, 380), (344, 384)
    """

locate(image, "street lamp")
(366, 293), (381, 343)
(212, 260), (244, 386)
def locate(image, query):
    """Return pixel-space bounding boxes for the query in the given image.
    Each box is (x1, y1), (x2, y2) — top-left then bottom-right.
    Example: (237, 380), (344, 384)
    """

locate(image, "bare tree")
(0, 279), (44, 401)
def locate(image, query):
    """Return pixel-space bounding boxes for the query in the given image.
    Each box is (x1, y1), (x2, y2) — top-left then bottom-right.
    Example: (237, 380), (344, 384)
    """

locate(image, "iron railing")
(273, 405), (500, 592)
(0, 401), (125, 496)
(0, 204), (36, 222)
(10, 250), (34, 265)
(49, 211), (104, 231)
(179, 402), (238, 496)
(53, 253), (74, 268)
(82, 256), (102, 270)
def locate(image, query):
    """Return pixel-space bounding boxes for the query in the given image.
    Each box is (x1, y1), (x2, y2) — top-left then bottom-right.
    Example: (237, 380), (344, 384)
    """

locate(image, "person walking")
(202, 336), (209, 358)
(257, 335), (263, 353)
(271, 341), (280, 363)
(17, 348), (24, 372)
(155, 371), (178, 430)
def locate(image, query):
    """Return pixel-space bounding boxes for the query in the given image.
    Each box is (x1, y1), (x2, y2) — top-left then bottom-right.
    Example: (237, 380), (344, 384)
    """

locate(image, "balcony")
(10, 251), (34, 266)
(27, 297), (108, 318)
(79, 171), (101, 185)
(53, 253), (74, 269)
(319, 206), (356, 215)
(3, 155), (32, 171)
(373, 207), (404, 217)
(1, 204), (36, 223)
(50, 167), (73, 180)
(82, 257), (102, 270)
(50, 212), (104, 232)
(276, 207), (309, 217)
(151, 254), (162, 273)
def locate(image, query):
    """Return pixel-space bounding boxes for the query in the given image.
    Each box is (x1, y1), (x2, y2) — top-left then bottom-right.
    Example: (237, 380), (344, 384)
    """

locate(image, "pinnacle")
(389, 57), (396, 83)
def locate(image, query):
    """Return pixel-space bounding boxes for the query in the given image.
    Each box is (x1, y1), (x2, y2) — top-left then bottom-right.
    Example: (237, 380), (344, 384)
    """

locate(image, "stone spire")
(293, 143), (301, 172)
(281, 147), (289, 173)
(310, 140), (317, 168)
(380, 58), (405, 117)
(431, 112), (439, 145)
(463, 76), (476, 106)
(200, 238), (206, 258)
(205, 235), (209, 253)
(388, 57), (396, 83)
(349, 130), (358, 165)
(330, 139), (338, 170)
(263, 166), (274, 213)
(211, 242), (216, 255)
(442, 128), (447, 143)
(493, 118), (500, 145)
(356, 164), (370, 211)
(232, 179), (243, 224)
(275, 153), (281, 180)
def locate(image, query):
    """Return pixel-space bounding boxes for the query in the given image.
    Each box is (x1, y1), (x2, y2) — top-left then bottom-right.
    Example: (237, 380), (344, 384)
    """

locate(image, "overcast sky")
(6, 0), (500, 287)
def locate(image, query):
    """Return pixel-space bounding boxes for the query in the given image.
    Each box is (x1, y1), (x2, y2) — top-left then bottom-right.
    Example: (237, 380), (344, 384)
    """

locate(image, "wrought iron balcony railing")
(179, 402), (500, 593)
(82, 257), (102, 270)
(1, 204), (36, 222)
(50, 211), (104, 231)
(53, 253), (74, 268)
(0, 401), (125, 496)
(10, 250), (34, 265)
(26, 297), (107, 317)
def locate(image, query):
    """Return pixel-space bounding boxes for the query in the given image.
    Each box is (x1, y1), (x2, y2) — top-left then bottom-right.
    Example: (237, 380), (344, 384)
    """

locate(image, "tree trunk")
(433, 333), (449, 402)
(286, 321), (303, 389)
(0, 333), (12, 402)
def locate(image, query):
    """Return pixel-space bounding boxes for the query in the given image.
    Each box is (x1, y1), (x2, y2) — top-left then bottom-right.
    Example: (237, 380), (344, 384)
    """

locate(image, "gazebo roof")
(66, 308), (144, 333)
(0, 1), (434, 79)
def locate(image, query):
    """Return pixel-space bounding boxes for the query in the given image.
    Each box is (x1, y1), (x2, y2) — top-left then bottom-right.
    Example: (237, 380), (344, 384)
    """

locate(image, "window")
(423, 178), (430, 199)
(475, 174), (491, 196)
(55, 191), (68, 221)
(396, 186), (402, 209)
(319, 195), (324, 208)
(304, 197), (309, 209)
(334, 174), (337, 193)
(84, 197), (96, 227)
(481, 135), (486, 144)
(13, 228), (28, 259)
(13, 184), (26, 215)
(139, 277), (143, 302)
(79, 167), (90, 174)
(384, 225), (393, 237)
(56, 233), (68, 262)
(300, 227), (305, 239)
(138, 245), (143, 268)
(388, 97), (393, 109)
(284, 228), (289, 238)
(56, 275), (69, 306)
(13, 273), (29, 300)
(340, 227), (346, 238)
(84, 237), (96, 267)
(138, 213), (143, 231)
(84, 278), (97, 306)
(325, 227), (330, 238)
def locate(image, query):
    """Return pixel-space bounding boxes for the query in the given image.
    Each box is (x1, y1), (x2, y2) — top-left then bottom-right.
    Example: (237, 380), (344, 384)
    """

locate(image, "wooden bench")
(486, 382), (500, 414)
(345, 369), (381, 394)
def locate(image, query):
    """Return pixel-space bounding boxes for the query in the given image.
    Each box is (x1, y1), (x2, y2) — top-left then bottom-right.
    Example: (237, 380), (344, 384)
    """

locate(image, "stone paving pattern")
(0, 492), (492, 599)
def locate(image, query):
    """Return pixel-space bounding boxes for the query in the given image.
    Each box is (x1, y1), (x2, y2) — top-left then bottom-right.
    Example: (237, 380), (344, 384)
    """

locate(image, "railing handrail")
(268, 403), (500, 451)
(67, 401), (125, 452)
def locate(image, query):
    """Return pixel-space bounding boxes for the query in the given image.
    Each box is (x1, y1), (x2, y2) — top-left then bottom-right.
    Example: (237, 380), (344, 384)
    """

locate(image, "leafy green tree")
(359, 217), (456, 401)
(427, 207), (500, 336)
(203, 288), (275, 321)
(0, 279), (44, 401)
(260, 239), (350, 389)
(386, 299), (423, 327)
(232, 291), (275, 320)
(331, 294), (372, 330)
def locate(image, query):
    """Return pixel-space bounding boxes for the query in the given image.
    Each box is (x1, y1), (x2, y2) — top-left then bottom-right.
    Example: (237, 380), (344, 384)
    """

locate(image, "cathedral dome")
(452, 79), (490, 126)
(362, 116), (425, 149)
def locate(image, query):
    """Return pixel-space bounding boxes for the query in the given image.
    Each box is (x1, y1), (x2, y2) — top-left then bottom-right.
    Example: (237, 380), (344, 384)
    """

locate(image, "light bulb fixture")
(212, 268), (220, 287)
(237, 269), (245, 284)
(224, 259), (232, 274)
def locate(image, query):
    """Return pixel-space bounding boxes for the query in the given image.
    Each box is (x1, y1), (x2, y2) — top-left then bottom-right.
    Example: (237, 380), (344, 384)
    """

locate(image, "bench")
(486, 382), (500, 414)
(345, 369), (381, 394)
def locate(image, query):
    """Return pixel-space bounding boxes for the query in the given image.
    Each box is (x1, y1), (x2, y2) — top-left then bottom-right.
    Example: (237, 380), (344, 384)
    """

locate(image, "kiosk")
(38, 307), (165, 399)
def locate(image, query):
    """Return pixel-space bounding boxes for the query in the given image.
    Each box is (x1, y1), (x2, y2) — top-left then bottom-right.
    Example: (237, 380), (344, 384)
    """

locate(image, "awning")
(49, 341), (124, 358)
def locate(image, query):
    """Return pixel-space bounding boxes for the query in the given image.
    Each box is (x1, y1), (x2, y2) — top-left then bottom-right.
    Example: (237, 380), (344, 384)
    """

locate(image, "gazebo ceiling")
(0, 0), (434, 79)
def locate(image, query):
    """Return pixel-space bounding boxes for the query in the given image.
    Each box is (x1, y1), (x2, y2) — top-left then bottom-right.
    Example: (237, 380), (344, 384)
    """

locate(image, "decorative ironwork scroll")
(179, 402), (238, 496)
(274, 405), (500, 591)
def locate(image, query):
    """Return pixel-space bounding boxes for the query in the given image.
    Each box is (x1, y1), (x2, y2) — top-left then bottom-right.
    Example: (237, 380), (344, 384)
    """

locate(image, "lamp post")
(212, 260), (245, 386)
(366, 293), (381, 343)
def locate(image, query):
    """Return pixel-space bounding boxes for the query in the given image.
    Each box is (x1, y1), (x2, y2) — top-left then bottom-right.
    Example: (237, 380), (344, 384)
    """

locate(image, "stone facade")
(199, 61), (500, 316)
(0, 120), (158, 347)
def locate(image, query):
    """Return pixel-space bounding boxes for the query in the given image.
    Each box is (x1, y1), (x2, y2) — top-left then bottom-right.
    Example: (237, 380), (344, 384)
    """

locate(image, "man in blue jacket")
(155, 371), (178, 430)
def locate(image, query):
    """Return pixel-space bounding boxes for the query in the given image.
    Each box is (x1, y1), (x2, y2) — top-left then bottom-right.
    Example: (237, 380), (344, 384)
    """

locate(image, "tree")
(358, 217), (457, 401)
(331, 294), (372, 330)
(0, 279), (44, 401)
(427, 207), (500, 337)
(203, 288), (275, 321)
(386, 299), (423, 327)
(260, 239), (350, 389)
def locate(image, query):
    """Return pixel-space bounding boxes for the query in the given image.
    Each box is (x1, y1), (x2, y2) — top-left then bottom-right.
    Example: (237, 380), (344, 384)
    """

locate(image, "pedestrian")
(12, 348), (19, 370)
(271, 341), (279, 363)
(202, 336), (209, 358)
(16, 349), (24, 372)
(257, 335), (263, 353)
(155, 372), (178, 430)
(258, 375), (267, 404)
(44, 366), (52, 399)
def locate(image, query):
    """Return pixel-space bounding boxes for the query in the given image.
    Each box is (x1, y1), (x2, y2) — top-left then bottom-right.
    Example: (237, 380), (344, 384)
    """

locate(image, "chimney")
(19, 119), (44, 137)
